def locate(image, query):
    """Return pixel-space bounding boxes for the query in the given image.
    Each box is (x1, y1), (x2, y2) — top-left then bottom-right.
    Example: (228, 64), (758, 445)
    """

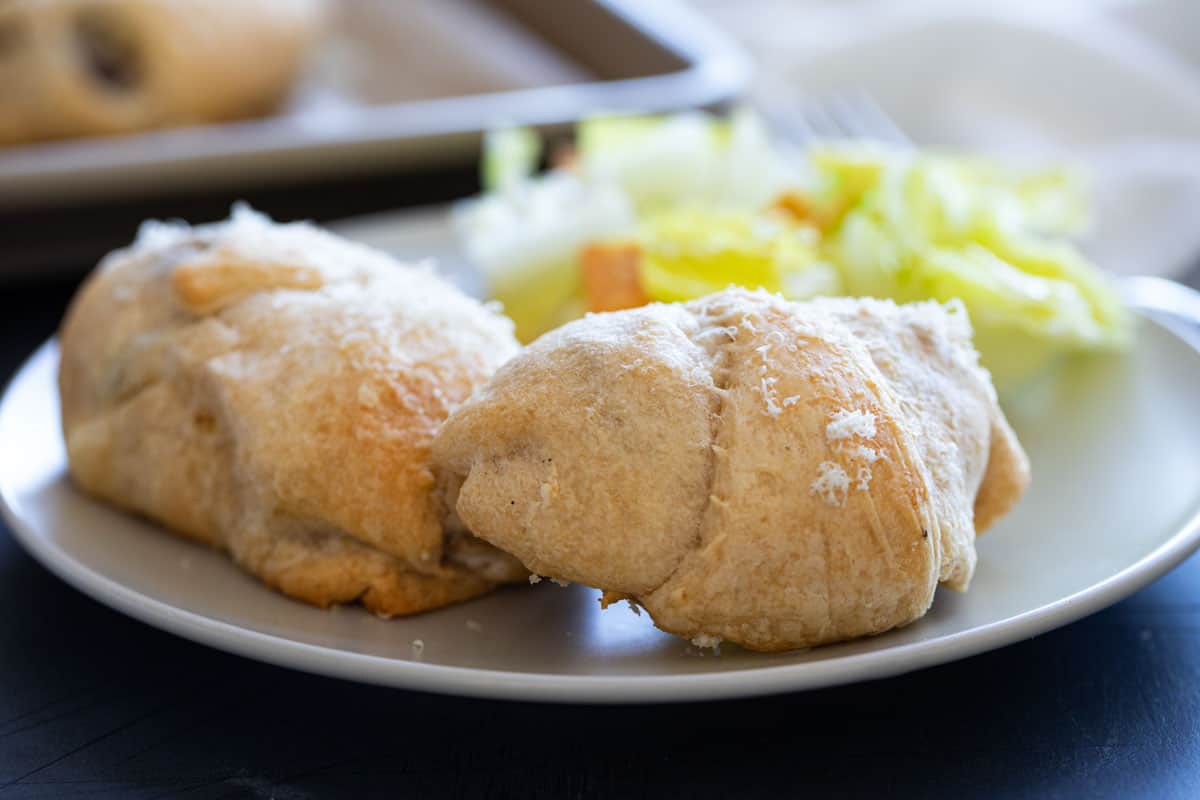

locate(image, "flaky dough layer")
(435, 289), (1029, 651)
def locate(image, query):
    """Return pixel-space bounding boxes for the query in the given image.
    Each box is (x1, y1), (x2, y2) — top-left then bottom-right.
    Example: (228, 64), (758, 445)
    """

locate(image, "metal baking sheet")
(0, 0), (749, 209)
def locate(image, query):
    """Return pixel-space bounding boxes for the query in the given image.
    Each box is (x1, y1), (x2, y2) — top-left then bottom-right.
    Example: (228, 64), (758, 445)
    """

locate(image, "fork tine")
(792, 92), (903, 143)
(759, 101), (821, 147)
(754, 76), (824, 144)
(755, 78), (913, 147)
(798, 96), (850, 141)
(839, 91), (913, 146)
(821, 93), (880, 141)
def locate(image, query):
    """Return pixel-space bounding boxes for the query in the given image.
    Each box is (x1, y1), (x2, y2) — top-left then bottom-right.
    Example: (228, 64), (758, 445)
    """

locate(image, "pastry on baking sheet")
(0, 0), (326, 145)
(434, 288), (1030, 651)
(58, 207), (527, 615)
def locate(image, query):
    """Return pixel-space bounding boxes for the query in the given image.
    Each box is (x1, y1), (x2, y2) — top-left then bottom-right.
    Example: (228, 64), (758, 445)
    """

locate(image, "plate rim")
(4, 329), (1200, 704)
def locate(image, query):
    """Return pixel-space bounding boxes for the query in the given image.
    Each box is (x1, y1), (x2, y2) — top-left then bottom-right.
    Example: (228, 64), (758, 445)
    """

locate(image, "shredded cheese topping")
(809, 461), (850, 506)
(826, 409), (876, 441)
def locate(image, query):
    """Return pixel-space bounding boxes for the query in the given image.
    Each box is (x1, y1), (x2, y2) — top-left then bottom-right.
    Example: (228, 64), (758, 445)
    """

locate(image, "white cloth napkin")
(695, 0), (1200, 279)
(1086, 140), (1200, 278)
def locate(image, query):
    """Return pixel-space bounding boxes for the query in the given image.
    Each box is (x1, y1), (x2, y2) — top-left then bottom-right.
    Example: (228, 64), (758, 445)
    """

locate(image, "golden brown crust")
(235, 525), (497, 617)
(0, 0), (326, 145)
(973, 415), (1029, 534)
(821, 296), (1030, 590)
(59, 207), (525, 616)
(640, 296), (942, 650)
(171, 253), (325, 315)
(435, 289), (1031, 651)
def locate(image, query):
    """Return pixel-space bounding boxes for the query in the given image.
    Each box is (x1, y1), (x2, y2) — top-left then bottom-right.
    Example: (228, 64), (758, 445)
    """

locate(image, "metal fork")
(760, 89), (913, 147)
(761, 87), (1200, 335)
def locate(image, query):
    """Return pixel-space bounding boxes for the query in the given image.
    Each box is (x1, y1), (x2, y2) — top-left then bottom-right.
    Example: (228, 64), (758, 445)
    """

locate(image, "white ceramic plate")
(3, 238), (1200, 702)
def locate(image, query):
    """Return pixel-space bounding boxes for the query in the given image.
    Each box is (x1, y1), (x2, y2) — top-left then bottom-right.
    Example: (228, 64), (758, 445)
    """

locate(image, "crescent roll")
(59, 207), (526, 616)
(434, 288), (1030, 651)
(0, 0), (326, 145)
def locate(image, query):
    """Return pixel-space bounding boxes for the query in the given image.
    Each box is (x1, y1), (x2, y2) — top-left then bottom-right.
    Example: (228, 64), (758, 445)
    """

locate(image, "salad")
(454, 110), (1132, 390)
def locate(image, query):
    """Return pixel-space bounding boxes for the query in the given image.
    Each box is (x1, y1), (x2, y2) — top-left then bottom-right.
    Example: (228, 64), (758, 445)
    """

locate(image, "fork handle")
(1120, 275), (1200, 346)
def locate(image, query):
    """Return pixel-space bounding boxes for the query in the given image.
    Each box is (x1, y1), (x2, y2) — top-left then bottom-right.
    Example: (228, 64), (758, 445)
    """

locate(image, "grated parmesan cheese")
(357, 382), (380, 407)
(810, 461), (850, 506)
(855, 465), (872, 492)
(849, 444), (879, 463)
(757, 338), (785, 417)
(826, 409), (876, 441)
(528, 574), (543, 584)
(691, 634), (722, 653)
(762, 377), (782, 416)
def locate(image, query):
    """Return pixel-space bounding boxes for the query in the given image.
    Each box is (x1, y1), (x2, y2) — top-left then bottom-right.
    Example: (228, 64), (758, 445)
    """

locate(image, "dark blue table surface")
(2, 220), (1199, 800)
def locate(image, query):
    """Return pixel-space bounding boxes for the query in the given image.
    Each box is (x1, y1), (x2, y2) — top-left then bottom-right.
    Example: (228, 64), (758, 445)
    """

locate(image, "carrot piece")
(772, 191), (846, 233)
(550, 141), (579, 172)
(580, 242), (649, 313)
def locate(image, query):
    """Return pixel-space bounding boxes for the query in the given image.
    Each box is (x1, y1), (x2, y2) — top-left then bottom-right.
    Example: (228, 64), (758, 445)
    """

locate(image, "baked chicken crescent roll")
(59, 207), (526, 616)
(0, 0), (326, 145)
(434, 289), (1030, 651)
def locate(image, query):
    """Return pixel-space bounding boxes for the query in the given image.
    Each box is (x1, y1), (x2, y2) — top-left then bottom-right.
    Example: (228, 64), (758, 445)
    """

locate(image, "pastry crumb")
(465, 620), (483, 633)
(528, 574), (542, 584)
(411, 639), (425, 658)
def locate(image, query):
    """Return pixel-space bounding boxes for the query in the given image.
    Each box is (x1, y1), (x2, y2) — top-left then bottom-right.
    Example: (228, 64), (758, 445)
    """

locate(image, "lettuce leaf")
(819, 145), (1131, 387)
(638, 208), (839, 303)
(454, 172), (635, 342)
(458, 114), (1132, 390)
(577, 110), (805, 213)
(481, 126), (541, 193)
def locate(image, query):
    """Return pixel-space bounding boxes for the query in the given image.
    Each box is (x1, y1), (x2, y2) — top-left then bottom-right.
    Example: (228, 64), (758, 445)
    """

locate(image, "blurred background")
(2, 0), (1198, 286)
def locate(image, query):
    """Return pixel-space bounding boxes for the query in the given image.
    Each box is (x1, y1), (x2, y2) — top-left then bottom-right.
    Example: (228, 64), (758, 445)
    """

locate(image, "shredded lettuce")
(456, 112), (1132, 391)
(481, 127), (542, 193)
(453, 172), (635, 342)
(816, 145), (1130, 386)
(576, 110), (805, 213)
(638, 208), (839, 303)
